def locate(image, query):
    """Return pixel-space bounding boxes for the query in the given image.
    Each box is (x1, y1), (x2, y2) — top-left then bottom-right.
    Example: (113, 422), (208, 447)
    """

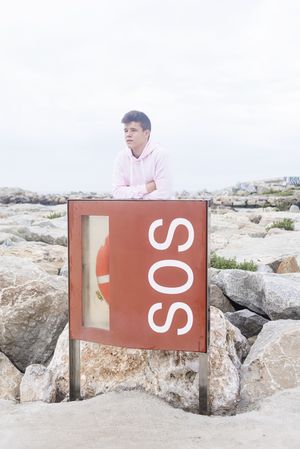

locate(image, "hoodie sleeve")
(143, 149), (173, 200)
(112, 152), (148, 199)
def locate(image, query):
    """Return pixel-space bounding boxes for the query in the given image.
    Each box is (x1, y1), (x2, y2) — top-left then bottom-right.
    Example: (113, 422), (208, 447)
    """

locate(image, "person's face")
(123, 121), (150, 155)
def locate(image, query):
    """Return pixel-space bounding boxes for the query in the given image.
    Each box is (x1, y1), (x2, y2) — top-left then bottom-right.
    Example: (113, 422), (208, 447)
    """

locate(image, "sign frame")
(68, 199), (210, 414)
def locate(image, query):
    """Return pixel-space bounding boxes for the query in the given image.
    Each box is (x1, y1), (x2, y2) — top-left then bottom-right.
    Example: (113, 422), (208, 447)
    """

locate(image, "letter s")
(148, 218), (194, 252)
(148, 302), (193, 336)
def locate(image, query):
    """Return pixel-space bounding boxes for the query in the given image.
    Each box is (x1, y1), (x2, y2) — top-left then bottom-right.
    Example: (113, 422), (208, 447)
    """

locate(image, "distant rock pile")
(0, 187), (112, 205)
(177, 177), (300, 210)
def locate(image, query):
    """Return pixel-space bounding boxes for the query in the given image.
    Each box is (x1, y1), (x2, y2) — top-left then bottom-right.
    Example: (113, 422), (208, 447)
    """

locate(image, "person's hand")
(146, 181), (156, 193)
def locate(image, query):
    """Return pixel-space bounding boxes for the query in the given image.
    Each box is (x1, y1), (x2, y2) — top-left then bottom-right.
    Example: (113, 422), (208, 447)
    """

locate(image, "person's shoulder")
(151, 143), (169, 159)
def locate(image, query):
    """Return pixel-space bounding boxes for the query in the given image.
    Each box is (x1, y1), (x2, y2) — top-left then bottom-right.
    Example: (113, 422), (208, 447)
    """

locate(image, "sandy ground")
(0, 388), (300, 449)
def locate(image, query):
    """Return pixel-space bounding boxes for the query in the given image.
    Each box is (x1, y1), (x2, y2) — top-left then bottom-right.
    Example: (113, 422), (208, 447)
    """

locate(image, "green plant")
(210, 253), (257, 271)
(267, 218), (295, 231)
(47, 212), (64, 219)
(276, 189), (295, 197)
(276, 202), (291, 211)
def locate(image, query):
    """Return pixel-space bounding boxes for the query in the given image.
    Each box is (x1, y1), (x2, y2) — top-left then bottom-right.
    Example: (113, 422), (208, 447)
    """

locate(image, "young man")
(112, 110), (172, 199)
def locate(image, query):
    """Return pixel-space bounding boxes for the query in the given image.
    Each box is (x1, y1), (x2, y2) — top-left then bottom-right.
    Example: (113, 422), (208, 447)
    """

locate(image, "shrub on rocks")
(267, 218), (295, 231)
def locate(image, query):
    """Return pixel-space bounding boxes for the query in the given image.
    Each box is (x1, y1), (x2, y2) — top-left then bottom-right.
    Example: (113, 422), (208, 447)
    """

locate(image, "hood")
(125, 140), (156, 161)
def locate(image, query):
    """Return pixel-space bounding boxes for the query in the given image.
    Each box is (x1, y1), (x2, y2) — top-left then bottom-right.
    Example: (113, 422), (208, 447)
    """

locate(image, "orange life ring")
(96, 236), (110, 303)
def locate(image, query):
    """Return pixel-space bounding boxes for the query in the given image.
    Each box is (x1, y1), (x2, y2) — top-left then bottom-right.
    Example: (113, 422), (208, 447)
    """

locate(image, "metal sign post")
(68, 200), (210, 414)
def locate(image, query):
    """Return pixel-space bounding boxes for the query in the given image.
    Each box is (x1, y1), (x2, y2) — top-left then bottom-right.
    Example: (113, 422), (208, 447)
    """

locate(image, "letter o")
(148, 259), (194, 294)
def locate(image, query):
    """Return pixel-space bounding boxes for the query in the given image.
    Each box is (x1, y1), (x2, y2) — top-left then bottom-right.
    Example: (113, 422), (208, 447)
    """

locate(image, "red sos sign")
(69, 200), (208, 353)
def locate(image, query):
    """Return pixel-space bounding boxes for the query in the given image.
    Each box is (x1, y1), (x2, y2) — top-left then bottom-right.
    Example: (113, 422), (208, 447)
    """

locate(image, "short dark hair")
(121, 110), (151, 131)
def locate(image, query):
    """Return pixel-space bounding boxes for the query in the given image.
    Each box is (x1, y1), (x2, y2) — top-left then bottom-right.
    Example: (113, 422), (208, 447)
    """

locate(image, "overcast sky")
(0, 0), (299, 193)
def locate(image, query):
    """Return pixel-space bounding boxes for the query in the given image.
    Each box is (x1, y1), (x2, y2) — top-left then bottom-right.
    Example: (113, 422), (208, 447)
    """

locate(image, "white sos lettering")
(147, 218), (194, 336)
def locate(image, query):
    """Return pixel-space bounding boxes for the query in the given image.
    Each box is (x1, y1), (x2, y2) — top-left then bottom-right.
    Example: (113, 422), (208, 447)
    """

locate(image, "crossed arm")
(112, 151), (172, 200)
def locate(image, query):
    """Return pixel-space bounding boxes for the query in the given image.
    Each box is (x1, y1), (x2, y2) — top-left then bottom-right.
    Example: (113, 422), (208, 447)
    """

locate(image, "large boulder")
(27, 307), (249, 415)
(207, 307), (250, 414)
(213, 269), (300, 320)
(0, 256), (68, 371)
(212, 270), (266, 316)
(239, 320), (300, 409)
(0, 352), (23, 400)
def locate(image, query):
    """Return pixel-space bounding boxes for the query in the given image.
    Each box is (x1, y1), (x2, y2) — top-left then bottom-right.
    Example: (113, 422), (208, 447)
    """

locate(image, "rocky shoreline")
(0, 178), (300, 416)
(1, 177), (300, 210)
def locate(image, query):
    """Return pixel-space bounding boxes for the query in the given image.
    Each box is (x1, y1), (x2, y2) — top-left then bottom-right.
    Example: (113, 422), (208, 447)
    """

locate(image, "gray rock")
(239, 320), (300, 409)
(256, 264), (273, 273)
(289, 204), (300, 213)
(225, 309), (269, 338)
(20, 364), (56, 403)
(0, 352), (23, 400)
(213, 269), (300, 320)
(210, 284), (235, 313)
(236, 183), (257, 194)
(0, 187), (112, 205)
(248, 214), (262, 224)
(263, 274), (300, 320)
(0, 232), (24, 245)
(0, 256), (68, 371)
(0, 225), (67, 246)
(213, 270), (266, 316)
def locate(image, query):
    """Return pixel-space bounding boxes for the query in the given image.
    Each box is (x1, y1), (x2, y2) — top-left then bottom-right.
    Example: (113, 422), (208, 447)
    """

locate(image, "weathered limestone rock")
(80, 342), (147, 399)
(263, 274), (300, 320)
(0, 224), (67, 246)
(216, 231), (300, 265)
(210, 284), (235, 313)
(39, 308), (249, 415)
(46, 325), (148, 402)
(225, 309), (269, 338)
(0, 256), (68, 371)
(0, 352), (23, 400)
(20, 364), (56, 403)
(205, 307), (250, 414)
(0, 241), (67, 275)
(213, 269), (300, 320)
(239, 320), (300, 409)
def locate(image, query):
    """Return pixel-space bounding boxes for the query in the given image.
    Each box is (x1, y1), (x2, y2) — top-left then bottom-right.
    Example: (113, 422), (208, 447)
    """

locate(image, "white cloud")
(0, 0), (299, 192)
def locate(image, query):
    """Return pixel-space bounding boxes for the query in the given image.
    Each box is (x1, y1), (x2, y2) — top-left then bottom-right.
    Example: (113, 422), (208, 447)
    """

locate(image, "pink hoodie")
(112, 140), (173, 199)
